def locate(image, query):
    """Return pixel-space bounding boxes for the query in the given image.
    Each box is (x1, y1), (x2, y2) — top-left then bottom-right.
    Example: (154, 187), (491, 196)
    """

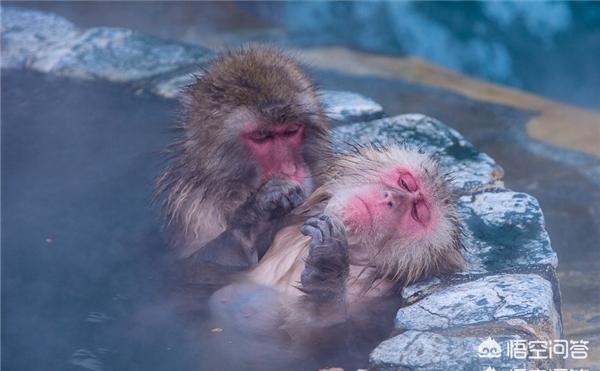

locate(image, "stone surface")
(320, 90), (384, 124)
(370, 331), (542, 371)
(395, 274), (560, 336)
(30, 27), (212, 82)
(1, 7), (78, 69)
(332, 114), (504, 192)
(1, 7), (212, 82)
(460, 189), (557, 273)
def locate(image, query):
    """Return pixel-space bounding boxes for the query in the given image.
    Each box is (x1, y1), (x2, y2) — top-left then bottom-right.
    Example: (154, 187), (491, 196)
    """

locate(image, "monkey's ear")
(292, 185), (331, 217)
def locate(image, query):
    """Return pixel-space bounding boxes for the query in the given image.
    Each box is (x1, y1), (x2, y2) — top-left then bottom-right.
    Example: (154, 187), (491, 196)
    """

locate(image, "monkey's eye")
(400, 179), (409, 191)
(249, 131), (271, 143)
(282, 125), (301, 137)
(398, 173), (418, 192)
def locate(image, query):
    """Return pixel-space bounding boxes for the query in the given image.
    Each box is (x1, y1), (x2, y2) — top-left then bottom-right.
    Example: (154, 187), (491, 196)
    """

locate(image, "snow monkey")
(209, 145), (465, 356)
(156, 46), (330, 281)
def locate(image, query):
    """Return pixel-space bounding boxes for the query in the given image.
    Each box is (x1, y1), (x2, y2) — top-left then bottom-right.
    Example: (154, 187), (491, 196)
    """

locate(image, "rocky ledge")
(2, 6), (562, 371)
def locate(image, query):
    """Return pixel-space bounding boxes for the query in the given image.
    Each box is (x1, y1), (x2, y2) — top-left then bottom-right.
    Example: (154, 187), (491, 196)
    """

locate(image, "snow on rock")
(1, 7), (211, 82)
(320, 90), (384, 124)
(1, 7), (78, 69)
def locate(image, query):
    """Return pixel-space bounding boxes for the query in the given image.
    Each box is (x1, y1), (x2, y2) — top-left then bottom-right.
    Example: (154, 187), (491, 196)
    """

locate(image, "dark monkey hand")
(300, 214), (349, 300)
(232, 178), (306, 227)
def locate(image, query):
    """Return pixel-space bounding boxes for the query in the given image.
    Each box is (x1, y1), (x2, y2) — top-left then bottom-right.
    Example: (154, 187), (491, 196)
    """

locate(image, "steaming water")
(1, 70), (390, 371)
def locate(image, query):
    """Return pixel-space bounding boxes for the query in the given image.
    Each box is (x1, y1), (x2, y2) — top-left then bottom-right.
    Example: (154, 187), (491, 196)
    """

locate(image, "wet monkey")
(156, 46), (330, 280)
(210, 145), (465, 355)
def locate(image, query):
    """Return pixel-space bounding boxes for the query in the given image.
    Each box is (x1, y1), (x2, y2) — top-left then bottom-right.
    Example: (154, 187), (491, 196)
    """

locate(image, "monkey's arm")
(299, 215), (349, 305)
(282, 215), (351, 351)
(182, 179), (305, 283)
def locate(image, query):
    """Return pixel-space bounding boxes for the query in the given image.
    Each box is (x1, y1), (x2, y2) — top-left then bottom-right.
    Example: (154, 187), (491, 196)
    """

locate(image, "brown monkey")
(209, 144), (465, 358)
(156, 46), (330, 280)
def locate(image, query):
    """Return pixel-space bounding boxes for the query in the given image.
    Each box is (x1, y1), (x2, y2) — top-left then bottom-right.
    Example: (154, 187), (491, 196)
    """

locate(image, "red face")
(242, 123), (308, 184)
(340, 167), (434, 238)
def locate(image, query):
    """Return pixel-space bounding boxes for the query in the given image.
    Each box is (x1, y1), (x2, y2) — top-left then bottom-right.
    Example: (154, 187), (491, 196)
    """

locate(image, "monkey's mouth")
(341, 195), (375, 236)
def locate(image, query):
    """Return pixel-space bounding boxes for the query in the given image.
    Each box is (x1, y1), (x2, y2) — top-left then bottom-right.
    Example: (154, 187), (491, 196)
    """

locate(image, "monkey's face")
(241, 121), (312, 191)
(329, 165), (436, 244)
(324, 146), (464, 278)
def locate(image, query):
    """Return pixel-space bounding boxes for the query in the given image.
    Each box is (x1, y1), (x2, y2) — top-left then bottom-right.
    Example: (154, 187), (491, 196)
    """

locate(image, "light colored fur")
(244, 144), (465, 302)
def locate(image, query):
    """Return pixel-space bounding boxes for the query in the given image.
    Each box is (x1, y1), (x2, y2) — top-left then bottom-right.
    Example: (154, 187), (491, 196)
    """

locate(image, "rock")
(1, 7), (77, 69)
(320, 90), (384, 124)
(395, 274), (561, 338)
(331, 114), (504, 192)
(370, 331), (541, 371)
(1, 7), (211, 82)
(31, 27), (212, 82)
(460, 189), (557, 273)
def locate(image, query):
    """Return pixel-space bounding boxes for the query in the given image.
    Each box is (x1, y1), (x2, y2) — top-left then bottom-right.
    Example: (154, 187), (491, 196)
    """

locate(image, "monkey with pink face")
(209, 144), (466, 354)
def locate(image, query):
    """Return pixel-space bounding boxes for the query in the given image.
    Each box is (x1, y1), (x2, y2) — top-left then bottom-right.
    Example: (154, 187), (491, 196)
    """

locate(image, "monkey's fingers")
(318, 214), (337, 237)
(300, 224), (323, 243)
(304, 216), (335, 241)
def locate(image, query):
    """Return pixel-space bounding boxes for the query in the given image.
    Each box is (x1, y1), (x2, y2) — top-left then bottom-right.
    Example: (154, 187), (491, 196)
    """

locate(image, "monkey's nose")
(383, 190), (408, 209)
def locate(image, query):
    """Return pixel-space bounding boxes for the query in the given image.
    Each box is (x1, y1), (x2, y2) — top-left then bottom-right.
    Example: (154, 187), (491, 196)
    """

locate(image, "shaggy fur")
(156, 46), (330, 259)
(247, 143), (465, 294)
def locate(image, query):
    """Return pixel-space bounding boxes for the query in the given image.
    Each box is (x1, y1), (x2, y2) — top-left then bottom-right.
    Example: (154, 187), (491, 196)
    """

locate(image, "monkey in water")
(156, 46), (330, 281)
(209, 144), (465, 357)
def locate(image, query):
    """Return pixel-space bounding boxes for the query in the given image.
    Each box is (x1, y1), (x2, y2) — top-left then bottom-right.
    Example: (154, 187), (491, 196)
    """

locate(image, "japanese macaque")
(209, 145), (465, 356)
(156, 46), (330, 281)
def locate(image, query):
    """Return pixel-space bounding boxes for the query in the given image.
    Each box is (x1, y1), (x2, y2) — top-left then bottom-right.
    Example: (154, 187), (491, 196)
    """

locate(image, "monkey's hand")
(225, 179), (305, 263)
(299, 214), (349, 302)
(253, 178), (306, 220)
(232, 178), (306, 227)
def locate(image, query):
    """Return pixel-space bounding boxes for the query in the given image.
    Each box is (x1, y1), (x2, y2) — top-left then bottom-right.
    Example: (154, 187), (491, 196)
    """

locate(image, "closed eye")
(400, 179), (409, 191)
(249, 131), (271, 143)
(282, 125), (301, 137)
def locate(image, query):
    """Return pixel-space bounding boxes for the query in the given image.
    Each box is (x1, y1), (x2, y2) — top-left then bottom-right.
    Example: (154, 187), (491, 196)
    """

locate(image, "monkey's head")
(305, 145), (465, 285)
(182, 46), (329, 198)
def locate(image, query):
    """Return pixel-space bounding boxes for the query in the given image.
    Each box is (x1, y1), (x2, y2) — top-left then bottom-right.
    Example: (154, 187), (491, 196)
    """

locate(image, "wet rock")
(370, 331), (539, 371)
(332, 114), (504, 191)
(395, 274), (560, 337)
(31, 27), (212, 82)
(1, 7), (77, 69)
(1, 7), (211, 82)
(320, 90), (384, 124)
(460, 189), (557, 273)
